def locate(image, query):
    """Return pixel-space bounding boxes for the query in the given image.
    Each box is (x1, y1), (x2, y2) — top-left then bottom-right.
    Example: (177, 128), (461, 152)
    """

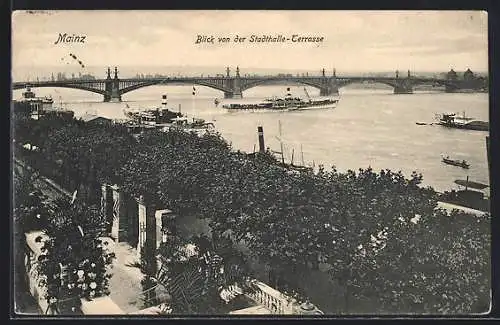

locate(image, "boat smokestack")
(257, 126), (265, 153)
(159, 95), (167, 117)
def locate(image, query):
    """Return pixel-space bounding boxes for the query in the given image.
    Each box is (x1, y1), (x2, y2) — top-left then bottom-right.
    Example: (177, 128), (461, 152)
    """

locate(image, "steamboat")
(222, 88), (339, 111)
(435, 112), (489, 131)
(13, 87), (73, 120)
(123, 95), (215, 134)
(123, 95), (182, 126)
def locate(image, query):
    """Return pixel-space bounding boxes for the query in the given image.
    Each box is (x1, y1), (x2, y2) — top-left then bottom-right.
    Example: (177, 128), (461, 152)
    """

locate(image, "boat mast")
(303, 87), (311, 102)
(301, 144), (305, 166)
(278, 120), (285, 165)
(191, 84), (196, 120)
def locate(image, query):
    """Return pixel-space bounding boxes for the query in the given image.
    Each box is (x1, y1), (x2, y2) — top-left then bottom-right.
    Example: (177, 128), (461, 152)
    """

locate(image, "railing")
(24, 231), (54, 314)
(231, 279), (324, 315)
(15, 75), (463, 86)
(238, 279), (296, 314)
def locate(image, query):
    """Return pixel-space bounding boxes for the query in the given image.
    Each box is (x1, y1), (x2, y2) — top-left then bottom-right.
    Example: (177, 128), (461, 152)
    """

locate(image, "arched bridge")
(12, 67), (487, 102)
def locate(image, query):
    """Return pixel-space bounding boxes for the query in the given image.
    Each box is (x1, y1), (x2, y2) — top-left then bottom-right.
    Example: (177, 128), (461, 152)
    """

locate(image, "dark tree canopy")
(14, 114), (491, 314)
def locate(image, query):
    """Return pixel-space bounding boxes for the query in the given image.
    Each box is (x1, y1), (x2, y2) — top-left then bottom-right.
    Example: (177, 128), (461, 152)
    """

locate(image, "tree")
(344, 208), (490, 314)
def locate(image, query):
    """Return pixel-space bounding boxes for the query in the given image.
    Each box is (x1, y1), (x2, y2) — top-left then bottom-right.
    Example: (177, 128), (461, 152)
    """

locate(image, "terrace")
(23, 197), (323, 316)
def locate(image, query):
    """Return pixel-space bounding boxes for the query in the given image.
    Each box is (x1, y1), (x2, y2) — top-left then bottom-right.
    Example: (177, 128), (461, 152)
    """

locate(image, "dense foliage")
(13, 170), (50, 234)
(13, 170), (50, 312)
(14, 114), (491, 314)
(152, 233), (251, 314)
(14, 162), (115, 314)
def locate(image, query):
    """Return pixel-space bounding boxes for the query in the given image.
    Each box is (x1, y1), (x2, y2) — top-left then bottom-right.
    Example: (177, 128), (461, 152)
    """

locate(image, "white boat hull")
(223, 101), (338, 111)
(221, 91), (340, 111)
(288, 102), (338, 111)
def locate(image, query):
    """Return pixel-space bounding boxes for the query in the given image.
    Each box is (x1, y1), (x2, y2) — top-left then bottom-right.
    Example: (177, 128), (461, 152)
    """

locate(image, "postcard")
(11, 10), (490, 316)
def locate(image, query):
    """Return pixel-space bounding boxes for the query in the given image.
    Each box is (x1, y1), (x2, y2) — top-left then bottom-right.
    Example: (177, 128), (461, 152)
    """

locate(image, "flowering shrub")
(36, 198), (115, 313)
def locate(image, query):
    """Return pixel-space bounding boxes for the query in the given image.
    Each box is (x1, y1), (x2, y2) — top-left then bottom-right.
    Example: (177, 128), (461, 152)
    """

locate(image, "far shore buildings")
(445, 68), (487, 92)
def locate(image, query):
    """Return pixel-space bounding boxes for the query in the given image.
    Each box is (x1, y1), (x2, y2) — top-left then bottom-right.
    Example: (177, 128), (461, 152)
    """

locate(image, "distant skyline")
(12, 10), (488, 80)
(12, 65), (489, 83)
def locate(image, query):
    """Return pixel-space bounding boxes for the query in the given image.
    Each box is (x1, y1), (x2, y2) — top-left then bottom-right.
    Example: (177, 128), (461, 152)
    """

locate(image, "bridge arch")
(12, 83), (107, 96)
(336, 79), (398, 89)
(119, 79), (231, 95)
(240, 78), (325, 92)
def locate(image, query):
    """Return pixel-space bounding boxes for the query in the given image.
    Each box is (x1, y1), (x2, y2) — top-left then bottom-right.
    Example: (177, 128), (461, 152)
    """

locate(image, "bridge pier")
(230, 66), (243, 99)
(224, 92), (242, 99)
(393, 85), (413, 94)
(393, 70), (413, 94)
(103, 92), (122, 102)
(320, 86), (339, 96)
(104, 70), (122, 102)
(319, 76), (339, 96)
(109, 94), (122, 102)
(393, 79), (413, 94)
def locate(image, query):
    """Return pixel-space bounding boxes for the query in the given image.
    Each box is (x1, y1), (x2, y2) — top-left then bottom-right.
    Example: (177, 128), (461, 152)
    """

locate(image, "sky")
(11, 10), (488, 79)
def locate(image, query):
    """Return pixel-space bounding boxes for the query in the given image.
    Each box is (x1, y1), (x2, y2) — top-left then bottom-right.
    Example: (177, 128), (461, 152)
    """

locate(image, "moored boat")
(168, 116), (215, 131)
(435, 112), (489, 131)
(439, 178), (490, 212)
(13, 87), (71, 120)
(441, 156), (470, 169)
(123, 95), (183, 126)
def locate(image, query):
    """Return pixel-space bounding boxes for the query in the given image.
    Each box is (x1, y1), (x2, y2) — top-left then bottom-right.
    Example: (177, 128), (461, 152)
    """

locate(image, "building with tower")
(447, 69), (458, 81)
(463, 68), (475, 81)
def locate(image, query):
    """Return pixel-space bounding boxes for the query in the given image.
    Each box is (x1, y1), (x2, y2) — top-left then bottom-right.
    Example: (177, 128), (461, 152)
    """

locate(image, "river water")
(13, 84), (489, 193)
